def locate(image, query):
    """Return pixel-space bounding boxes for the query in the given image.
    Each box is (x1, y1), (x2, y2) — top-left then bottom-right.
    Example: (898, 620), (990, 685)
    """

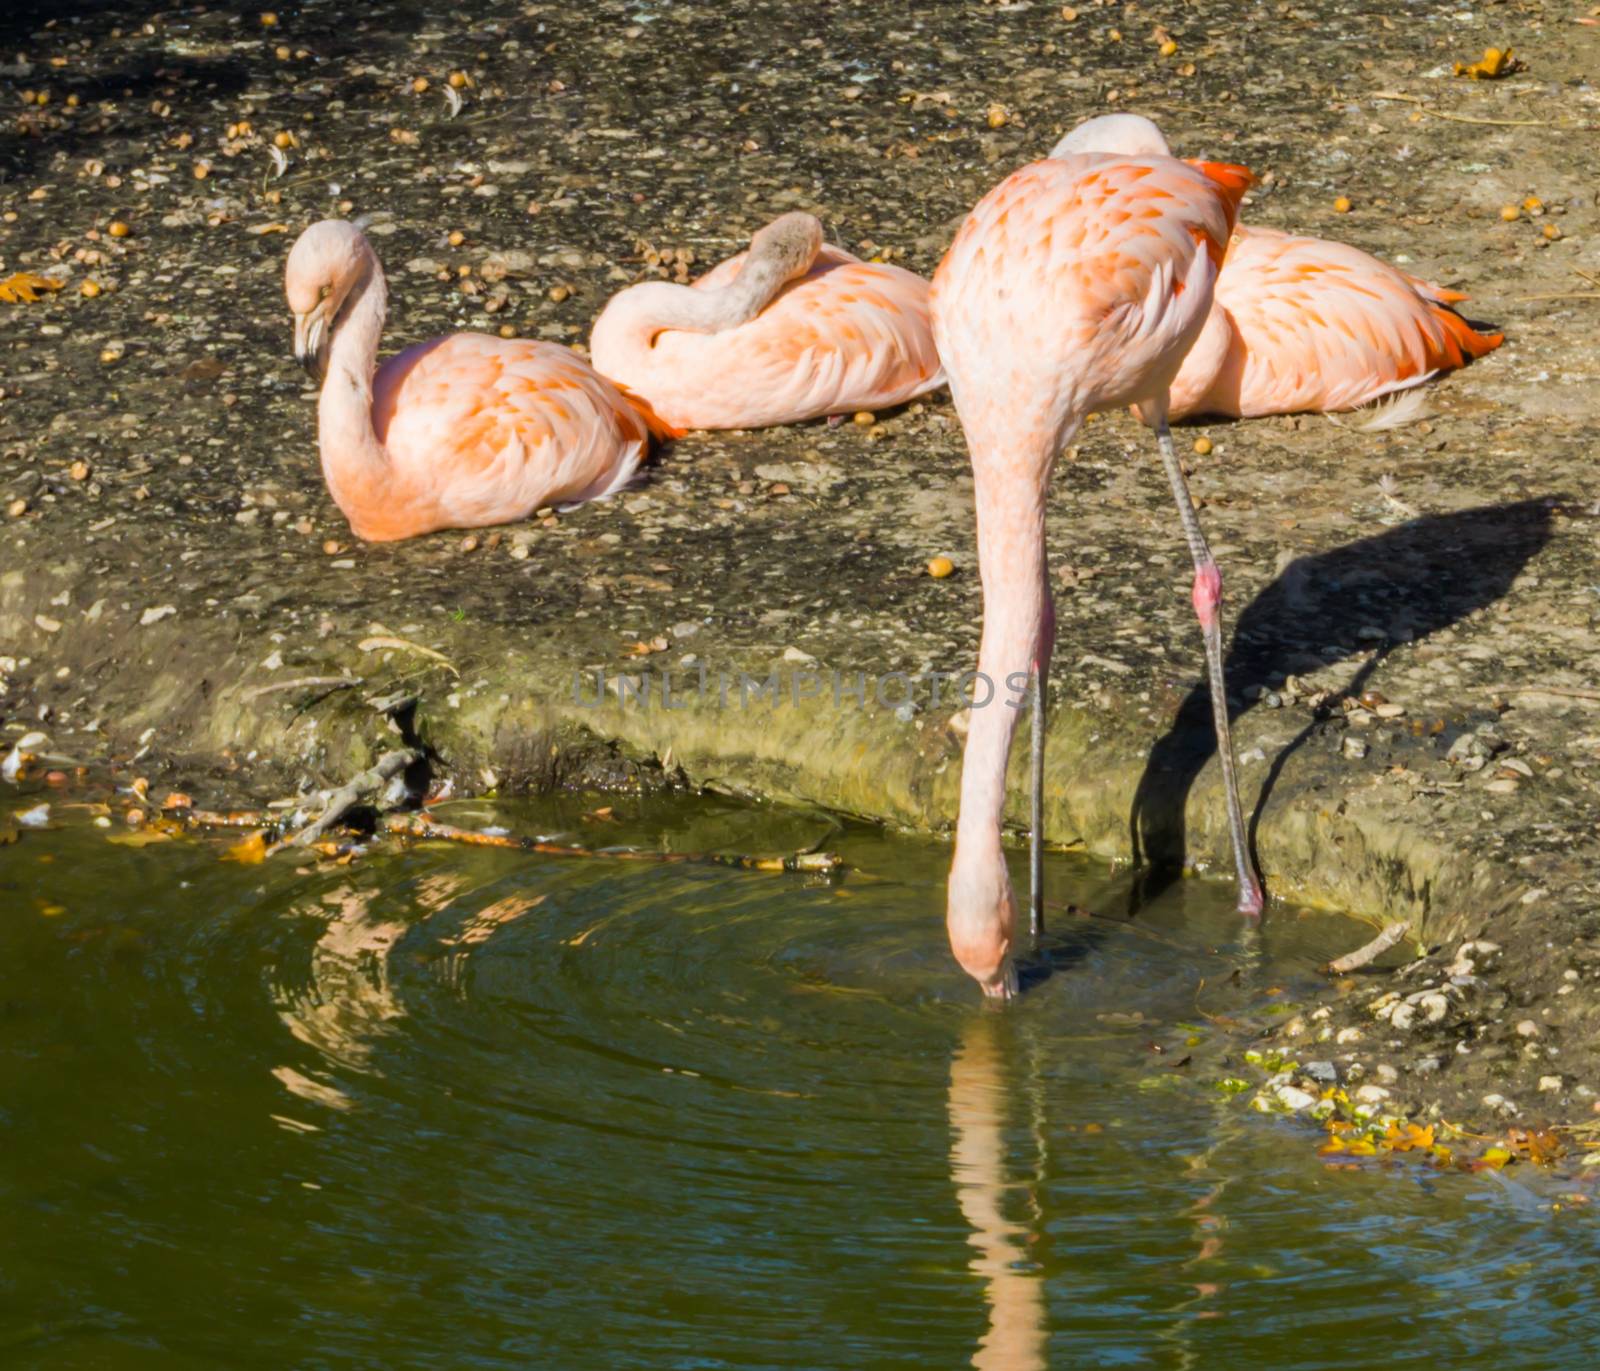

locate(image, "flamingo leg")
(1029, 581), (1055, 944)
(1152, 408), (1265, 916)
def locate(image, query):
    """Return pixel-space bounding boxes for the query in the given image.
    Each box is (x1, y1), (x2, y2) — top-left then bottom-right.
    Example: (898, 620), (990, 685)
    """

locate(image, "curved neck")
(317, 255), (391, 521)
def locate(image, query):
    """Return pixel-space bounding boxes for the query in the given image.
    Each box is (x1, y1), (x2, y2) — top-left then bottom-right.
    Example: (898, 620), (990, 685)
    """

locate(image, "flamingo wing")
(374, 335), (649, 530)
(932, 155), (1248, 436)
(1185, 225), (1502, 418)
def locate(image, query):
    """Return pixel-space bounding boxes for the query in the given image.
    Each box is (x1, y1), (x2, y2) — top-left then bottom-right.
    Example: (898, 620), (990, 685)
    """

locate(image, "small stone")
(1303, 1060), (1338, 1085)
(322, 540), (343, 555)
(460, 535), (479, 553)
(68, 460), (90, 481)
(1516, 1019), (1539, 1038)
(139, 605), (176, 627)
(1540, 1075), (1563, 1093)
(1276, 1086), (1317, 1111)
(1374, 702), (1406, 719)
(1375, 1063), (1399, 1084)
(1482, 1092), (1518, 1116)
(1355, 1084), (1390, 1103)
(8, 497), (30, 518)
(548, 284), (570, 303)
(1341, 735), (1369, 760)
(986, 104), (1009, 129)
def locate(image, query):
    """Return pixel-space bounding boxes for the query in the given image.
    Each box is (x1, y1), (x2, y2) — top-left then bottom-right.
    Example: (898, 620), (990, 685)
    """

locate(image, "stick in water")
(289, 747), (424, 847)
(1325, 920), (1411, 975)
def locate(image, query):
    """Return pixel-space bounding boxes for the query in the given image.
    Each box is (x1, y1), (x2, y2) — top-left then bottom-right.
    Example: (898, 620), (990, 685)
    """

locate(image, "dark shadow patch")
(1128, 497), (1561, 909)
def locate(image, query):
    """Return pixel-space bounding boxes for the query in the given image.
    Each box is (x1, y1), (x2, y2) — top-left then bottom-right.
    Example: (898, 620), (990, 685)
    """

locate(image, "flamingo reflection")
(949, 1013), (1049, 1371)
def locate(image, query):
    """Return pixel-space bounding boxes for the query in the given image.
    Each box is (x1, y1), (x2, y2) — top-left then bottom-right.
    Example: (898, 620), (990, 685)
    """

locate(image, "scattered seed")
(548, 284), (570, 302)
(928, 556), (955, 579)
(1159, 39), (1178, 57)
(853, 410), (876, 426)
(108, 220), (130, 238)
(1333, 196), (1352, 214)
(1500, 204), (1520, 222)
(80, 280), (101, 298)
(1192, 436), (1213, 456)
(412, 77), (430, 94)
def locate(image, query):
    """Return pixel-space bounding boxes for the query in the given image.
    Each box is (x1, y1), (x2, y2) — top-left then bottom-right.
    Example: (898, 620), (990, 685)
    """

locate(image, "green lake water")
(3, 794), (1597, 1368)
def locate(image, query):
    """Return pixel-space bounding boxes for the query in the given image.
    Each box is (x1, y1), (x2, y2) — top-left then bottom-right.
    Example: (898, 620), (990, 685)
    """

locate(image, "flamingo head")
(744, 211), (825, 285)
(1048, 113), (1171, 160)
(947, 845), (1020, 1002)
(285, 219), (373, 381)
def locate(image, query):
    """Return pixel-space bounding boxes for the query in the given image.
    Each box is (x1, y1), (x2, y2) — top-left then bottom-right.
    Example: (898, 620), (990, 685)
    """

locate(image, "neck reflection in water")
(949, 1013), (1048, 1371)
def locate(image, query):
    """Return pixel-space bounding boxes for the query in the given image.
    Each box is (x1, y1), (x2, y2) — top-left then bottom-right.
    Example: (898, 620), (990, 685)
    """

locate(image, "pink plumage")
(286, 220), (655, 543)
(590, 214), (943, 431)
(931, 143), (1259, 998)
(1170, 225), (1504, 419)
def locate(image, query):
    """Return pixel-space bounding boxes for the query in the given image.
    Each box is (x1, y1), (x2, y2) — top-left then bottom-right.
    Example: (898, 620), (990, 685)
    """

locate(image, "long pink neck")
(317, 255), (391, 522)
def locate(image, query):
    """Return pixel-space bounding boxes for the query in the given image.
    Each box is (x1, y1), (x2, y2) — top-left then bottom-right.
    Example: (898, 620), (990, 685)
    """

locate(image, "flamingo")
(285, 219), (664, 542)
(1048, 117), (1503, 420)
(931, 123), (1260, 999)
(589, 211), (944, 431)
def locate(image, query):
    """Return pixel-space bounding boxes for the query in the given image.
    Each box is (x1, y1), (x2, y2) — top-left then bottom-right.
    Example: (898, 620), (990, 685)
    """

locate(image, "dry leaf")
(224, 830), (270, 864)
(1454, 46), (1521, 79)
(0, 272), (63, 304)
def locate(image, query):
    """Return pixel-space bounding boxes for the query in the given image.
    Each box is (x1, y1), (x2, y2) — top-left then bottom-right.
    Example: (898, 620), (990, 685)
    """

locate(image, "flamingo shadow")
(1127, 496), (1561, 909)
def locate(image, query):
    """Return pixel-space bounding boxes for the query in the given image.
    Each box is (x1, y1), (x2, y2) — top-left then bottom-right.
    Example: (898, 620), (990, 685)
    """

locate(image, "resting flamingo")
(285, 220), (663, 542)
(931, 124), (1259, 999)
(1048, 116), (1503, 419)
(589, 212), (943, 431)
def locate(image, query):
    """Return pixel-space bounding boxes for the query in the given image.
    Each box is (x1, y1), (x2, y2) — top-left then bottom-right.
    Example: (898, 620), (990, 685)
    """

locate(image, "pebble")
(1516, 1019), (1539, 1038)
(1355, 1084), (1390, 1103)
(1540, 1075), (1563, 1093)
(1340, 735), (1368, 760)
(1374, 702), (1406, 719)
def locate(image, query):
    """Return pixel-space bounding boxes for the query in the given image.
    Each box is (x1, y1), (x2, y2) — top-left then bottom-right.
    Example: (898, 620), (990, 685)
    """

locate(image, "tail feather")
(1186, 160), (1255, 228)
(1429, 302), (1504, 368)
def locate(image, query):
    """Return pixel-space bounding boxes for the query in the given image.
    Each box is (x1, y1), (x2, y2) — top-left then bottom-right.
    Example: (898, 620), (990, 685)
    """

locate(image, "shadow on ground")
(1128, 496), (1561, 908)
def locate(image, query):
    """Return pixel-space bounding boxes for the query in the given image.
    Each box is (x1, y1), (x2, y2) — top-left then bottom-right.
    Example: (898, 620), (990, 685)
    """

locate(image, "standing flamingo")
(589, 212), (943, 431)
(1048, 117), (1503, 420)
(931, 126), (1259, 999)
(285, 220), (663, 542)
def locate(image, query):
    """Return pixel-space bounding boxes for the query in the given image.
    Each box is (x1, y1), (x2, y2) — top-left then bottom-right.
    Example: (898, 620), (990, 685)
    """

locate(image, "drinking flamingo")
(1049, 117), (1503, 420)
(285, 219), (665, 542)
(931, 126), (1259, 999)
(589, 211), (943, 431)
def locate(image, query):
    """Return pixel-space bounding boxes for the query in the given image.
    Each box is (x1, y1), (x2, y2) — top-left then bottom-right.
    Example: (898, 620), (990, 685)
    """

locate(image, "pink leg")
(1155, 414), (1264, 916)
(1029, 583), (1055, 940)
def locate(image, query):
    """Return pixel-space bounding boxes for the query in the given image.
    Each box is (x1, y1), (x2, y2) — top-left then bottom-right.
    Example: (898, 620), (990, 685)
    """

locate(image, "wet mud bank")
(4, 0), (1600, 1135)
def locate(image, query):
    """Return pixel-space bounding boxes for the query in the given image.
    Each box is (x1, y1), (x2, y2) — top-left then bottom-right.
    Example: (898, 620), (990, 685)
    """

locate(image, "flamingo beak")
(293, 308), (329, 382)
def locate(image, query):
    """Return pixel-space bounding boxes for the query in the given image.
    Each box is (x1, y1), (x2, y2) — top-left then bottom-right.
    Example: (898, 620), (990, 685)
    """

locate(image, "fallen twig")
(289, 748), (423, 847)
(1368, 91), (1554, 127)
(357, 635), (459, 676)
(380, 811), (841, 873)
(1486, 683), (1600, 702)
(241, 675), (362, 702)
(1326, 919), (1411, 974)
(1509, 292), (1600, 302)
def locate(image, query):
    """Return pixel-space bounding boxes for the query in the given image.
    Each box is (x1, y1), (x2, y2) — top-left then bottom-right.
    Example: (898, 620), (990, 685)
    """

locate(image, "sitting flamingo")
(1050, 116), (1503, 420)
(285, 220), (664, 542)
(589, 211), (944, 431)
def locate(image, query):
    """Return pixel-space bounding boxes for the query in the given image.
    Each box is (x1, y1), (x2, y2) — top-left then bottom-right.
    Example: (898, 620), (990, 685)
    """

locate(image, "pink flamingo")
(589, 212), (943, 432)
(1048, 117), (1503, 420)
(285, 220), (665, 542)
(931, 122), (1259, 999)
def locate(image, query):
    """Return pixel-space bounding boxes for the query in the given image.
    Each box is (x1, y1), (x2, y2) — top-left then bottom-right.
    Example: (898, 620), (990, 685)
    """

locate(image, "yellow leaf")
(224, 831), (270, 864)
(1454, 46), (1520, 79)
(107, 829), (174, 846)
(1480, 1145), (1513, 1169)
(0, 272), (64, 304)
(1345, 1139), (1377, 1156)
